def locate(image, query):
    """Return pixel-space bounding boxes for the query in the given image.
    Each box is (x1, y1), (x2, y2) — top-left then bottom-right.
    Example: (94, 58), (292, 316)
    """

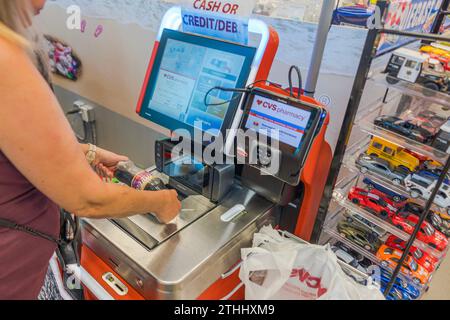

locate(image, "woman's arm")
(0, 38), (181, 223)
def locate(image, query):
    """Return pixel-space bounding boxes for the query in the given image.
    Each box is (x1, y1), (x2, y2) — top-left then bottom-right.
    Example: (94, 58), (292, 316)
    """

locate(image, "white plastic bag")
(239, 226), (384, 300)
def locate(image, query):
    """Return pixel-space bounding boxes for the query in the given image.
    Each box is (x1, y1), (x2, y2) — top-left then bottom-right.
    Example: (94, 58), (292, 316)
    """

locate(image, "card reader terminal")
(237, 87), (326, 186)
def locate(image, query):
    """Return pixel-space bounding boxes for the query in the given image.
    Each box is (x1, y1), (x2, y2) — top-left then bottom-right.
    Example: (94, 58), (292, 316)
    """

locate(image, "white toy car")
(404, 173), (450, 213)
(331, 243), (371, 275)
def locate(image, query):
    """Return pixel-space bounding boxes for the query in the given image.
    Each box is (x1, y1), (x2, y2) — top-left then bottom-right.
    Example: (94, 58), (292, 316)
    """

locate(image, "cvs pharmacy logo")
(261, 101), (278, 111)
(290, 269), (328, 298)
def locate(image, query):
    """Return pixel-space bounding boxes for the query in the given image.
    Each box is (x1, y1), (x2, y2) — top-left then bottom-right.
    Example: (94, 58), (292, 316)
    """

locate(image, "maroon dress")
(0, 151), (60, 300)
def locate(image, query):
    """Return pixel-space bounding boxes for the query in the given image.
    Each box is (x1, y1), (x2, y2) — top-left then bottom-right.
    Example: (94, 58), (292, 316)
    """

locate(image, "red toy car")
(385, 235), (438, 272)
(390, 211), (448, 252)
(428, 53), (450, 72)
(409, 117), (439, 136)
(348, 187), (399, 219)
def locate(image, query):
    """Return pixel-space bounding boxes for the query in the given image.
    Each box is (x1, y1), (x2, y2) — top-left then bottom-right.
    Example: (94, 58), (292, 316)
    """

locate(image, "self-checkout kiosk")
(78, 7), (332, 300)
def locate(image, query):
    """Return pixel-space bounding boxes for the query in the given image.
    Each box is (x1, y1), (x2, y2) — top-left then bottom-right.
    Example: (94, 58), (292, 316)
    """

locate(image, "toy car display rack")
(357, 96), (450, 162)
(342, 139), (450, 217)
(343, 152), (446, 215)
(314, 0), (450, 299)
(322, 207), (428, 296)
(370, 71), (450, 112)
(325, 98), (450, 297)
(332, 172), (447, 260)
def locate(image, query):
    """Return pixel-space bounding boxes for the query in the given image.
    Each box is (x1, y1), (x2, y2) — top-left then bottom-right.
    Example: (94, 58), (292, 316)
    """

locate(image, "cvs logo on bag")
(290, 269), (328, 298)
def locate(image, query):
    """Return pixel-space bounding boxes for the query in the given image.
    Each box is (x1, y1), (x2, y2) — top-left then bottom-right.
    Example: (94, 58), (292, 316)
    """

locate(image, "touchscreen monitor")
(138, 29), (256, 138)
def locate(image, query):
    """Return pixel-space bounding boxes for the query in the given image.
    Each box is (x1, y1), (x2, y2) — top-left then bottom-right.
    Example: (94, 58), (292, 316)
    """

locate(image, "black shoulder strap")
(0, 218), (63, 246)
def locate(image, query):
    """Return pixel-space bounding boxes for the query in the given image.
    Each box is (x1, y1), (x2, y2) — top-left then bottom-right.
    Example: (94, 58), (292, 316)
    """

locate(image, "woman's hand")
(91, 146), (129, 180)
(154, 189), (182, 224)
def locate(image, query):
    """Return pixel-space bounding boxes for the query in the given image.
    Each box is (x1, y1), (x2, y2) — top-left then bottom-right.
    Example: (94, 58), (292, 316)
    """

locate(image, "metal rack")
(313, 0), (450, 298)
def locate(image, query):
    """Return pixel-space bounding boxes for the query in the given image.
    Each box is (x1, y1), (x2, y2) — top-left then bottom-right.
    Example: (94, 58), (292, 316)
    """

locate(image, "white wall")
(36, 1), (388, 153)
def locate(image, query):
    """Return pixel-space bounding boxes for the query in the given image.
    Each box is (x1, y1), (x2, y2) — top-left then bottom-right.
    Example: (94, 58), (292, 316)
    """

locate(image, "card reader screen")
(245, 95), (313, 149)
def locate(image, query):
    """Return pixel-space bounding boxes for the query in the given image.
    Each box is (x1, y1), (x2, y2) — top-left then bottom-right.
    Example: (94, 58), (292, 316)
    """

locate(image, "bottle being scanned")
(115, 161), (166, 191)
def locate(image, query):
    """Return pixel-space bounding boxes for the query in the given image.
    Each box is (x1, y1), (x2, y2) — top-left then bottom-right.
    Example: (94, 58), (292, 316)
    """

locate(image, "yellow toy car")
(367, 137), (420, 173)
(436, 210), (450, 221)
(420, 45), (450, 60)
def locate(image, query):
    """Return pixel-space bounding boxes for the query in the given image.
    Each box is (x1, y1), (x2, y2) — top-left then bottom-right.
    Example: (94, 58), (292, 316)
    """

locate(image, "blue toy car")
(373, 268), (420, 300)
(363, 178), (408, 203)
(382, 284), (411, 300)
(417, 170), (450, 185)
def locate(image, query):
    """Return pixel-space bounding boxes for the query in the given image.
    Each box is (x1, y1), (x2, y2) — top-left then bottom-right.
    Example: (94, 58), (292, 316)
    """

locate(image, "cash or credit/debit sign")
(181, 0), (256, 45)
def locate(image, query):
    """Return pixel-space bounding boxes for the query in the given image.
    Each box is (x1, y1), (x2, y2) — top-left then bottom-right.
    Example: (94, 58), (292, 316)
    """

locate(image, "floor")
(423, 254), (450, 300)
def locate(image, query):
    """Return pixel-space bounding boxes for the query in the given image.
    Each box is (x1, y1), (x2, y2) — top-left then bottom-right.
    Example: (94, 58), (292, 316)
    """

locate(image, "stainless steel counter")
(82, 182), (275, 299)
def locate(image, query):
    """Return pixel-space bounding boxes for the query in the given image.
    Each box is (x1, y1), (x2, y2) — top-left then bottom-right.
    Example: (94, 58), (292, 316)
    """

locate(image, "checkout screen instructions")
(148, 39), (246, 132)
(245, 96), (312, 149)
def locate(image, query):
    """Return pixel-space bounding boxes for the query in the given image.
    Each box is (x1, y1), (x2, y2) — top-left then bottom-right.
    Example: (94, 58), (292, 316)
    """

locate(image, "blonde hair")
(0, 0), (51, 81)
(0, 0), (33, 47)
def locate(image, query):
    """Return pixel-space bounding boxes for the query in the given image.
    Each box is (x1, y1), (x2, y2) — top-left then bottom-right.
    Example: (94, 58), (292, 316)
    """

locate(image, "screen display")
(245, 95), (313, 149)
(140, 30), (255, 136)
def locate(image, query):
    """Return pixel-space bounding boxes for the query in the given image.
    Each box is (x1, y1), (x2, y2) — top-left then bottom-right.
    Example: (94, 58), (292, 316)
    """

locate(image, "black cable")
(204, 65), (303, 108)
(204, 87), (249, 107)
(288, 65), (302, 99)
(204, 79), (277, 107)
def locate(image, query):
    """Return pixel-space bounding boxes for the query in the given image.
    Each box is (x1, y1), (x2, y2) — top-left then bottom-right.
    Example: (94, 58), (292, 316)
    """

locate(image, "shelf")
(370, 71), (450, 110)
(358, 121), (449, 164)
(324, 226), (426, 299)
(342, 143), (449, 214)
(355, 76), (450, 163)
(323, 222), (427, 295)
(323, 208), (438, 295)
(355, 88), (403, 123)
(333, 177), (447, 260)
(326, 234), (378, 285)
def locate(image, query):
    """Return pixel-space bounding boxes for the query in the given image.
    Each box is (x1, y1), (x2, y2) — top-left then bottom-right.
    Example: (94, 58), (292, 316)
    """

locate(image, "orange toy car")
(376, 245), (431, 285)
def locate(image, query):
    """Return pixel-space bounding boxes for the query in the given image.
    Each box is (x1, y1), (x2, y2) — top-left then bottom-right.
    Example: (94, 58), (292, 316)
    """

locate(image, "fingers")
(170, 189), (178, 198)
(117, 155), (130, 162)
(170, 190), (182, 210)
(96, 147), (130, 167)
(94, 163), (114, 182)
(156, 189), (182, 224)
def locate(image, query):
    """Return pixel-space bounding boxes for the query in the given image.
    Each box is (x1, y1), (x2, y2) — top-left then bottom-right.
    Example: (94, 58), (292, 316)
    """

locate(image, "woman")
(0, 0), (181, 300)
